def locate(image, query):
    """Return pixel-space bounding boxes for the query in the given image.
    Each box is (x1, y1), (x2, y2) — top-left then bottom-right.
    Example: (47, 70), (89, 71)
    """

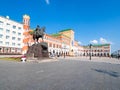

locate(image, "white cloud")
(45, 0), (50, 4)
(90, 37), (113, 45)
(109, 41), (114, 45)
(90, 40), (98, 44)
(78, 41), (82, 45)
(100, 37), (108, 44)
(100, 37), (113, 44)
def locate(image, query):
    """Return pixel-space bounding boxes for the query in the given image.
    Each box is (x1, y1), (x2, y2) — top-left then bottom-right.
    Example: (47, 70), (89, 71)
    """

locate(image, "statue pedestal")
(26, 42), (49, 60)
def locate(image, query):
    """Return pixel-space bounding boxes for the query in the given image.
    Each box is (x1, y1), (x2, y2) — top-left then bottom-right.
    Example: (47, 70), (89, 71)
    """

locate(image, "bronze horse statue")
(33, 25), (45, 43)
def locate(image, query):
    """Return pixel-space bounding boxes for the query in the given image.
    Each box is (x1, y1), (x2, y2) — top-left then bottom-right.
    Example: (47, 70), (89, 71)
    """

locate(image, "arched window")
(53, 50), (55, 53)
(98, 53), (99, 56)
(104, 53), (106, 57)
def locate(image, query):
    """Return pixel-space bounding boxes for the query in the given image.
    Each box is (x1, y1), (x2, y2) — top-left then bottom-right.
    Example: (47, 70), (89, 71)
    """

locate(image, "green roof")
(59, 29), (73, 32)
(51, 33), (61, 37)
(51, 33), (71, 39)
(83, 44), (110, 47)
(92, 44), (110, 47)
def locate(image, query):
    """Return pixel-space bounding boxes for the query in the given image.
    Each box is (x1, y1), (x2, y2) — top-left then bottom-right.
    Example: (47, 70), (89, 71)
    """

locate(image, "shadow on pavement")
(92, 68), (120, 78)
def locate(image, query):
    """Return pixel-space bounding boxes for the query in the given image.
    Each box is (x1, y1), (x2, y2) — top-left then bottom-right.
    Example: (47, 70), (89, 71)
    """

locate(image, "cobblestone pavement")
(1, 55), (120, 65)
(0, 57), (120, 90)
(57, 56), (120, 65)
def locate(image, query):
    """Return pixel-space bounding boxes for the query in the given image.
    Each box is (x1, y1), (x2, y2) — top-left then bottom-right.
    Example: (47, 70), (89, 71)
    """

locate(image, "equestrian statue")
(26, 25), (49, 59)
(33, 25), (45, 43)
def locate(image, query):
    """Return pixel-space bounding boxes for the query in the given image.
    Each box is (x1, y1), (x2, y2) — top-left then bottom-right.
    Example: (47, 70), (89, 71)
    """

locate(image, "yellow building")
(58, 29), (75, 56)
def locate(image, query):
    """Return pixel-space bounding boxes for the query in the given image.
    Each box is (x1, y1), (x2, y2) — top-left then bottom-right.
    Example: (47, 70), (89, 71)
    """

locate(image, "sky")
(0, 0), (120, 52)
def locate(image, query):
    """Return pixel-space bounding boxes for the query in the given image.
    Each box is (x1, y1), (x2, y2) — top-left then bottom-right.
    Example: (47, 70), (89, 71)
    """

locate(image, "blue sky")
(0, 0), (120, 52)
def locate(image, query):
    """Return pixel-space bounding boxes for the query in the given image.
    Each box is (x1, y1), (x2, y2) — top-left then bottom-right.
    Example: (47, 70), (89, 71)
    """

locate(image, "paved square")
(0, 58), (120, 90)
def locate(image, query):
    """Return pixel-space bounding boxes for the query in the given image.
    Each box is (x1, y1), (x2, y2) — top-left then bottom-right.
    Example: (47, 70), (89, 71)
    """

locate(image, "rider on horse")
(33, 25), (45, 43)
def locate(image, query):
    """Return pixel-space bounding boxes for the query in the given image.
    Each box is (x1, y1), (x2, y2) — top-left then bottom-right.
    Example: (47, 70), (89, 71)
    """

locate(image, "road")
(0, 58), (120, 90)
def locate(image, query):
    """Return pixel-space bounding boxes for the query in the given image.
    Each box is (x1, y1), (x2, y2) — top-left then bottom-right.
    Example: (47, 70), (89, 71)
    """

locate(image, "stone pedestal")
(26, 42), (49, 60)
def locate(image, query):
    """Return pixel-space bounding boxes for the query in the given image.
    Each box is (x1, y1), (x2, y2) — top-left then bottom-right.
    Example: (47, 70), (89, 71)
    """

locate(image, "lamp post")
(118, 50), (120, 59)
(89, 44), (92, 60)
(64, 45), (66, 58)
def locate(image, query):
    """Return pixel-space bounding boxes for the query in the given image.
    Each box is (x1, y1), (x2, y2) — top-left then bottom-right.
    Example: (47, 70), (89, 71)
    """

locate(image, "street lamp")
(118, 50), (120, 59)
(63, 45), (67, 58)
(89, 44), (92, 60)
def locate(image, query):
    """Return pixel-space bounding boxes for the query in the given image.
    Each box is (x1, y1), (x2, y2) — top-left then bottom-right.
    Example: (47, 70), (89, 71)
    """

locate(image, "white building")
(0, 16), (24, 54)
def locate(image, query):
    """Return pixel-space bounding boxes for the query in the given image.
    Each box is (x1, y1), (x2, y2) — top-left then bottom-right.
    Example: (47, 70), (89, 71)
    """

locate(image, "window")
(104, 50), (109, 52)
(12, 48), (15, 50)
(0, 28), (3, 31)
(57, 45), (58, 48)
(0, 34), (3, 38)
(18, 33), (21, 36)
(18, 27), (21, 30)
(6, 36), (10, 39)
(6, 23), (10, 25)
(5, 42), (9, 45)
(104, 47), (109, 49)
(12, 37), (15, 40)
(59, 45), (61, 48)
(0, 41), (3, 44)
(18, 44), (21, 46)
(12, 31), (16, 34)
(49, 43), (52, 47)
(12, 43), (15, 46)
(6, 29), (10, 33)
(18, 38), (21, 41)
(0, 21), (3, 25)
(13, 25), (16, 29)
(17, 48), (21, 52)
(53, 44), (55, 48)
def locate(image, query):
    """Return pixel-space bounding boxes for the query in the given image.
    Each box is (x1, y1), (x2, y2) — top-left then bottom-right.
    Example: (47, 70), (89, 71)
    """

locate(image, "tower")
(59, 29), (75, 56)
(22, 14), (30, 54)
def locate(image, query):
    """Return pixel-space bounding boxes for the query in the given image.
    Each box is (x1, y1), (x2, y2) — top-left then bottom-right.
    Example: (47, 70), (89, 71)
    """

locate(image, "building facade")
(83, 44), (111, 57)
(0, 16), (24, 54)
(31, 29), (85, 57)
(0, 15), (111, 56)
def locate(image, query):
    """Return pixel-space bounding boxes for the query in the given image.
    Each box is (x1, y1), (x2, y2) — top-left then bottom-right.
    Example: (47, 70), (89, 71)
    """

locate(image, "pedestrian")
(54, 53), (57, 59)
(118, 55), (120, 60)
(64, 53), (65, 58)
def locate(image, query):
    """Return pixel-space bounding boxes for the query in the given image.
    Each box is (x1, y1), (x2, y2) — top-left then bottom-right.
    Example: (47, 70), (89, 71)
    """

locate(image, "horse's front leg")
(36, 38), (39, 43)
(42, 36), (44, 42)
(42, 34), (45, 42)
(35, 39), (37, 44)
